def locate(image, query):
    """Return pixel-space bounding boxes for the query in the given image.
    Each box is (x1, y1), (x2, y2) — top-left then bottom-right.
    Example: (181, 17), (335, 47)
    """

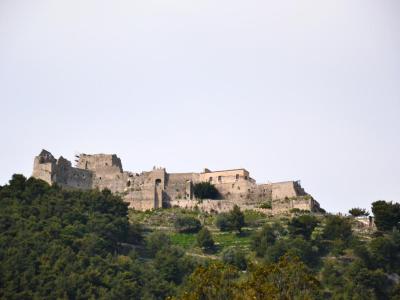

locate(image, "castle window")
(127, 180), (131, 187)
(218, 176), (222, 183)
(244, 176), (248, 180)
(236, 174), (239, 180)
(209, 177), (213, 182)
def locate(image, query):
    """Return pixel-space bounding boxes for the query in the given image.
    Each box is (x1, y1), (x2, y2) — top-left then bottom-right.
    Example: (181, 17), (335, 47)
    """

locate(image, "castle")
(32, 150), (321, 213)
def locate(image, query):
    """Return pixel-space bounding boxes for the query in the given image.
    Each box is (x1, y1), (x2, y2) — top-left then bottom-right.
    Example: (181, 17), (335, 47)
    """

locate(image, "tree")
(197, 228), (215, 252)
(230, 205), (245, 233)
(242, 255), (321, 299)
(372, 200), (400, 231)
(349, 207), (369, 217)
(251, 223), (285, 257)
(152, 246), (194, 284)
(368, 231), (400, 273)
(174, 216), (202, 233)
(322, 215), (352, 242)
(145, 231), (172, 257)
(177, 262), (240, 300)
(288, 214), (319, 240)
(264, 237), (318, 268)
(193, 182), (220, 200)
(0, 175), (179, 299)
(222, 247), (247, 270)
(215, 205), (245, 233)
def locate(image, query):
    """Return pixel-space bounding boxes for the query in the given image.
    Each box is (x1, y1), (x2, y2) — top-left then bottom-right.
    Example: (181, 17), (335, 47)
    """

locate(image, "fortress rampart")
(31, 150), (321, 213)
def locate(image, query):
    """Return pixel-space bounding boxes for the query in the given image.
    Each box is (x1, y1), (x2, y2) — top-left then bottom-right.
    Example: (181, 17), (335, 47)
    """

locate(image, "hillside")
(1, 175), (400, 299)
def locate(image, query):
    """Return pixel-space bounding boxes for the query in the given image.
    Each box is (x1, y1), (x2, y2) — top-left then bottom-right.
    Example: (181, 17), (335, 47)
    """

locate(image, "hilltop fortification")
(32, 150), (321, 213)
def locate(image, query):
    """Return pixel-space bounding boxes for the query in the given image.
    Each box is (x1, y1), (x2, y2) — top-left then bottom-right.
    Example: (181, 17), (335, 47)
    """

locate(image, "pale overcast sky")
(1, 0), (399, 213)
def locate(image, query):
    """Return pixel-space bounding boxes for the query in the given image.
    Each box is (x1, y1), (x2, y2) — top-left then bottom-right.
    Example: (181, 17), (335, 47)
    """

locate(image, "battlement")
(32, 149), (321, 213)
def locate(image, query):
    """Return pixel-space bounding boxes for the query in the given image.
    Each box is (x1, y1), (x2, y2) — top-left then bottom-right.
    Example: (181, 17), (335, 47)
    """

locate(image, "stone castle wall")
(31, 150), (321, 213)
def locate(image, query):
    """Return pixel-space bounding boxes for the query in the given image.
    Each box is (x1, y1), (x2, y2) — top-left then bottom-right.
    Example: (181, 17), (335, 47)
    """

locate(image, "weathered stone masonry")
(32, 150), (321, 213)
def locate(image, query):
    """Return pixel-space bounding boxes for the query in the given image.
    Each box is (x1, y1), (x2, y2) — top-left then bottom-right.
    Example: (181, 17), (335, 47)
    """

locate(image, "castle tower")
(32, 149), (57, 185)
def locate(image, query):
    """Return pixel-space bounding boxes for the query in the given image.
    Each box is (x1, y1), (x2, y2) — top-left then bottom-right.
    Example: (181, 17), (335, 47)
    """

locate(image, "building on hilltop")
(32, 149), (321, 213)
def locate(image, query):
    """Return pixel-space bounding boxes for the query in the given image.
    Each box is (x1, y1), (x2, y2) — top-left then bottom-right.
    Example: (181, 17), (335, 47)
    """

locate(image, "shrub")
(349, 207), (369, 217)
(230, 205), (245, 233)
(322, 215), (352, 242)
(259, 201), (272, 209)
(372, 200), (400, 231)
(288, 215), (319, 240)
(222, 247), (247, 270)
(197, 228), (215, 252)
(251, 223), (286, 257)
(215, 213), (231, 232)
(215, 205), (245, 233)
(174, 216), (202, 233)
(193, 182), (220, 200)
(127, 221), (144, 244)
(145, 231), (172, 257)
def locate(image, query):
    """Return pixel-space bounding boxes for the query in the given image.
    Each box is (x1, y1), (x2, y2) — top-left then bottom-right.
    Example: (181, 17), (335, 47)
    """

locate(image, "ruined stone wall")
(170, 199), (236, 213)
(165, 173), (197, 201)
(271, 196), (320, 214)
(32, 150), (56, 185)
(198, 169), (250, 184)
(77, 154), (123, 175)
(271, 181), (300, 200)
(31, 150), (320, 213)
(32, 160), (54, 185)
(54, 157), (92, 189)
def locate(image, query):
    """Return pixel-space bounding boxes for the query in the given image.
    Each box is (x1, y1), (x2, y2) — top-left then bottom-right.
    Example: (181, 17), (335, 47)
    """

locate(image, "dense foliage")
(0, 175), (194, 299)
(349, 207), (370, 217)
(215, 205), (245, 233)
(196, 228), (215, 252)
(177, 255), (320, 300)
(174, 216), (202, 233)
(1, 175), (400, 300)
(372, 200), (400, 231)
(192, 182), (220, 200)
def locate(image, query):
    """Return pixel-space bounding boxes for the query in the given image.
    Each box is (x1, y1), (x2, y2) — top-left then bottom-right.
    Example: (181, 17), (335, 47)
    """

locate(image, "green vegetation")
(372, 200), (400, 231)
(0, 175), (194, 299)
(215, 205), (245, 233)
(349, 207), (370, 217)
(192, 182), (220, 200)
(221, 247), (247, 270)
(174, 215), (202, 233)
(196, 228), (215, 252)
(1, 174), (400, 299)
(258, 200), (272, 209)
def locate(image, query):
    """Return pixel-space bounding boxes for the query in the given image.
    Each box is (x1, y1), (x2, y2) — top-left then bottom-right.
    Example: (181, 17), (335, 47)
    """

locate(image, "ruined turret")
(32, 149), (57, 184)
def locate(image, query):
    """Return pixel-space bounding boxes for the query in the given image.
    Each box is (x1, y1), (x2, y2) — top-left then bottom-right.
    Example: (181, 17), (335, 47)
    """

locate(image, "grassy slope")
(131, 208), (316, 258)
(129, 207), (374, 261)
